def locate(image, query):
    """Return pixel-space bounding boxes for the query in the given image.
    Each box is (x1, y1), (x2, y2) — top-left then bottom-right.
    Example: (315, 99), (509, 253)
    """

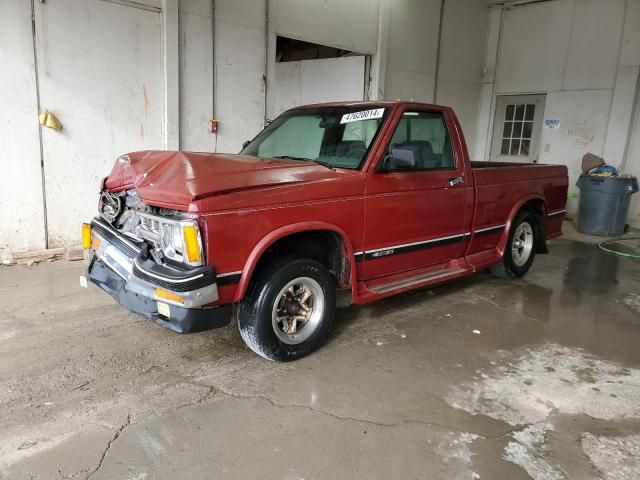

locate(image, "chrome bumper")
(88, 218), (218, 309)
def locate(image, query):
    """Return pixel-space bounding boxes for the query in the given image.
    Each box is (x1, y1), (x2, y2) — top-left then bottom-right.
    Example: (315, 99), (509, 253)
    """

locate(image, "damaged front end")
(82, 188), (231, 333)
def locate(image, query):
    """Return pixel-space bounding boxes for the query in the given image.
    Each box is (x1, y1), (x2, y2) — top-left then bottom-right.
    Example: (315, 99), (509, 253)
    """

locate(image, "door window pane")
(503, 121), (513, 138)
(513, 122), (523, 138)
(524, 104), (535, 121)
(506, 105), (515, 121)
(386, 111), (455, 170)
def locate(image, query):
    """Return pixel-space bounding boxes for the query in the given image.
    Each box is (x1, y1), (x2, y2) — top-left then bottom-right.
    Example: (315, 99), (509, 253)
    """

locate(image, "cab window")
(384, 111), (455, 171)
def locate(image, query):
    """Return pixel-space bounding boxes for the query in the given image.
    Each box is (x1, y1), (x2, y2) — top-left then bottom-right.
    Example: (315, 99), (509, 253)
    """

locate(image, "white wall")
(272, 56), (367, 116)
(381, 0), (488, 154)
(273, 0), (380, 55)
(265, 0), (381, 122)
(384, 0), (441, 103)
(178, 0), (267, 154)
(0, 1), (47, 251)
(437, 0), (488, 155)
(35, 0), (164, 247)
(1, 0), (492, 251)
(201, 0), (383, 153)
(626, 95), (640, 227)
(476, 0), (640, 223)
(179, 0), (214, 152)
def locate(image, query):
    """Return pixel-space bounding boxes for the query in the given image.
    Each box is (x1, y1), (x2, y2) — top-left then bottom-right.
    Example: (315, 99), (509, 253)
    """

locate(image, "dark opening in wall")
(276, 36), (355, 62)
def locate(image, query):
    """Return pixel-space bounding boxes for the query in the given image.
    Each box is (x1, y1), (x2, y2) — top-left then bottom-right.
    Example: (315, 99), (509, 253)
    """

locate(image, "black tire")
(490, 210), (538, 280)
(237, 257), (336, 362)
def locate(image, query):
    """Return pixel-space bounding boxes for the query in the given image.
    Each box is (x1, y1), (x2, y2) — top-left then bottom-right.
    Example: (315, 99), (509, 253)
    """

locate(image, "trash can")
(576, 175), (639, 236)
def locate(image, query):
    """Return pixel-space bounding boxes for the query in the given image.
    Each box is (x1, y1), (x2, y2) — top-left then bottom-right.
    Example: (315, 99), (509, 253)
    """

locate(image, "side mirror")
(390, 147), (417, 169)
(242, 140), (251, 150)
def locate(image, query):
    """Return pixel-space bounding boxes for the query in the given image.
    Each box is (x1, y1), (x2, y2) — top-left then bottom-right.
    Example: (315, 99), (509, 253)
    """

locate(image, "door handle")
(448, 176), (464, 187)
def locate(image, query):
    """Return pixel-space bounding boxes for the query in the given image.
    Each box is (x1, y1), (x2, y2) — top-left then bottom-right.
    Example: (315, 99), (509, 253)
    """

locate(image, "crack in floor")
(179, 381), (513, 441)
(85, 413), (132, 480)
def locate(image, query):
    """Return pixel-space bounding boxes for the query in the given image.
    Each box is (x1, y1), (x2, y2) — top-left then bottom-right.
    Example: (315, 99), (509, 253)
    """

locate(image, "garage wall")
(179, 0), (214, 152)
(0, 1), (47, 251)
(35, 0), (164, 247)
(188, 0), (383, 154)
(179, 0), (267, 153)
(226, 0), (489, 153)
(383, 0), (441, 103)
(475, 0), (640, 222)
(625, 85), (640, 227)
(1, 0), (492, 252)
(273, 0), (379, 55)
(382, 0), (488, 155)
(436, 0), (489, 155)
(264, 0), (381, 127)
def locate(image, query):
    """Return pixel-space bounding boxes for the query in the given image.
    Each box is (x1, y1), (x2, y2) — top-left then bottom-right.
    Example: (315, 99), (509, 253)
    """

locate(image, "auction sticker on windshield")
(340, 108), (385, 124)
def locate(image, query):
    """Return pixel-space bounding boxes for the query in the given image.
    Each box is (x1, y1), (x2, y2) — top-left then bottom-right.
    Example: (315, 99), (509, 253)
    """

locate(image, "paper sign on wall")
(340, 108), (385, 124)
(544, 119), (561, 129)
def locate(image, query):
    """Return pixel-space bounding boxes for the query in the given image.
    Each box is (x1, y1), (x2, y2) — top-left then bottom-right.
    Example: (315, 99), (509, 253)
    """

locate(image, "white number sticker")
(340, 108), (385, 124)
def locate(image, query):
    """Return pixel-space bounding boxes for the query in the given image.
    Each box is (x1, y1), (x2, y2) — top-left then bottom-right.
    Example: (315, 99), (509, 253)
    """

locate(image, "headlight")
(159, 219), (203, 266)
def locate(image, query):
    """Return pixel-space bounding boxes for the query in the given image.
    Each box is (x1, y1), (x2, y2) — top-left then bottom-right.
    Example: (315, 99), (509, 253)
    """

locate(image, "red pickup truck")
(83, 101), (568, 361)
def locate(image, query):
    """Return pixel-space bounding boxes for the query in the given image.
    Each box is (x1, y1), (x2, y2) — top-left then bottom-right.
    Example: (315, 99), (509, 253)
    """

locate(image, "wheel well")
(253, 230), (349, 287)
(518, 199), (548, 254)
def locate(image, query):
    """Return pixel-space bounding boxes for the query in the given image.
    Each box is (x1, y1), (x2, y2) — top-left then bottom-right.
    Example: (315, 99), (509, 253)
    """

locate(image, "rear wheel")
(490, 211), (538, 279)
(237, 257), (336, 361)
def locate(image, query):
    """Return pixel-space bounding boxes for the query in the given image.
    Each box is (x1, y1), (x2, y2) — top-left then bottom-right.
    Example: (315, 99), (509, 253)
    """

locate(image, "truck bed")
(469, 161), (568, 242)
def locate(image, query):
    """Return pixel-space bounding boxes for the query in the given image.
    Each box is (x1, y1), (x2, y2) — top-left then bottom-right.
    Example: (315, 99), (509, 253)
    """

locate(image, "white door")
(490, 94), (546, 163)
(271, 56), (366, 118)
(34, 0), (163, 246)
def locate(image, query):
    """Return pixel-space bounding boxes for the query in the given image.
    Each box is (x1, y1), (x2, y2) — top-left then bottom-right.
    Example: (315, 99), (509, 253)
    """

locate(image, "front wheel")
(237, 257), (336, 361)
(490, 211), (538, 279)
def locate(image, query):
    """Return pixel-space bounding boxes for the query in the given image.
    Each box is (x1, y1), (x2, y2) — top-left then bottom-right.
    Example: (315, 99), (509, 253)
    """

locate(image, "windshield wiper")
(272, 155), (311, 161)
(272, 156), (336, 170)
(309, 159), (336, 170)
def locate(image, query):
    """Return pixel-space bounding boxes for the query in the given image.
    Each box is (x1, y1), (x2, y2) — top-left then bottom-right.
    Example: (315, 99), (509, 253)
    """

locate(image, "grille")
(140, 215), (161, 234)
(136, 213), (162, 245)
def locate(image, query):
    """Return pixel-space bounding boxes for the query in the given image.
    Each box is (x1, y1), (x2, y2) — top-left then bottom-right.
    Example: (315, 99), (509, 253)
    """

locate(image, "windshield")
(241, 106), (390, 169)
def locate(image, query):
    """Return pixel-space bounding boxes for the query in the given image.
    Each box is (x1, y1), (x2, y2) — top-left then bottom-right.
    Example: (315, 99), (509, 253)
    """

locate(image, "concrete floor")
(1, 238), (640, 479)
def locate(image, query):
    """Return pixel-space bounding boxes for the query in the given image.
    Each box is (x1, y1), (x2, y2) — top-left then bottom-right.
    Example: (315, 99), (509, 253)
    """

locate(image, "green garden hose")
(598, 237), (640, 260)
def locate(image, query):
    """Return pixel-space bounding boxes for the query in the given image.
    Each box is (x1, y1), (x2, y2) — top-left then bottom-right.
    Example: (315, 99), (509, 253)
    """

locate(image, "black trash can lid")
(576, 175), (639, 194)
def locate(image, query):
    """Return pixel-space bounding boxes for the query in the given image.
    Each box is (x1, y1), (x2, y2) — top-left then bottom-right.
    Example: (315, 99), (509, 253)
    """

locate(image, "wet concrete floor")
(1, 239), (640, 479)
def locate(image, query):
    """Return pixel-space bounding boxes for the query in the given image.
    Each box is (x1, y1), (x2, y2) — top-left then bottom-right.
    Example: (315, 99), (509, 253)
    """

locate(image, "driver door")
(360, 107), (471, 280)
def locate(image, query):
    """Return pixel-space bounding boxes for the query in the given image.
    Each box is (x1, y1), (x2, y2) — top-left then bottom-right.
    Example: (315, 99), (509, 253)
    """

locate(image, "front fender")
(232, 221), (357, 302)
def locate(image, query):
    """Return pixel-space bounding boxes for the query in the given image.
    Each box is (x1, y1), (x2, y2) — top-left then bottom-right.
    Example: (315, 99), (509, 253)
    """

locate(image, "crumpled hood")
(104, 150), (342, 207)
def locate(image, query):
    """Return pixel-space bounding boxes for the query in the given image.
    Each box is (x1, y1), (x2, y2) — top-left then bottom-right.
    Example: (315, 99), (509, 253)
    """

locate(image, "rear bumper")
(85, 217), (231, 333)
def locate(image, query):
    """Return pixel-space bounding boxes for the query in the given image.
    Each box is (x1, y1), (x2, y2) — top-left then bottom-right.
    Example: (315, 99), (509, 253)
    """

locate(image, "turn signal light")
(82, 223), (92, 249)
(183, 225), (202, 263)
(155, 288), (185, 305)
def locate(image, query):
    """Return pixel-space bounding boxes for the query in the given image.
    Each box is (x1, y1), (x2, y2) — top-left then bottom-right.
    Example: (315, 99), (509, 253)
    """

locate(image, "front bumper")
(85, 217), (231, 333)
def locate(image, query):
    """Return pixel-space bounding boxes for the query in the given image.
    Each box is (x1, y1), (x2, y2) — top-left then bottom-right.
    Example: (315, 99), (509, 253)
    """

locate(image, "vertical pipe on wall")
(484, 5), (506, 162)
(211, 0), (215, 120)
(211, 0), (216, 152)
(433, 0), (445, 104)
(622, 70), (640, 172)
(161, 0), (180, 150)
(369, 0), (390, 100)
(263, 0), (270, 125)
(30, 0), (48, 248)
